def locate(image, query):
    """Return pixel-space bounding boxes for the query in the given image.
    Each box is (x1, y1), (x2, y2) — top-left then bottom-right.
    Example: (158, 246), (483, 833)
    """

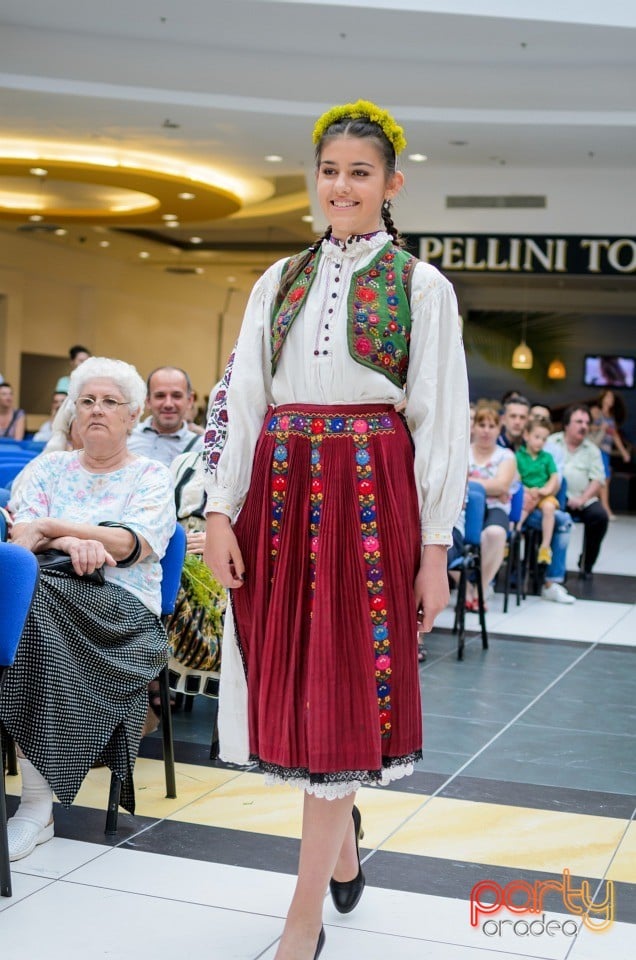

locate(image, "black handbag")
(36, 549), (105, 585)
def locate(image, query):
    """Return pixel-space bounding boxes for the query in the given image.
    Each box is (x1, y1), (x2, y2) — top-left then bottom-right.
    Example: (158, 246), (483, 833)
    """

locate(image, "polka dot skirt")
(0, 571), (168, 813)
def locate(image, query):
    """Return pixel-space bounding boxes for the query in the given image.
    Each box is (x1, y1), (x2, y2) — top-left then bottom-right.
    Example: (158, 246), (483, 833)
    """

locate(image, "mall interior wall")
(0, 227), (633, 438)
(0, 231), (246, 427)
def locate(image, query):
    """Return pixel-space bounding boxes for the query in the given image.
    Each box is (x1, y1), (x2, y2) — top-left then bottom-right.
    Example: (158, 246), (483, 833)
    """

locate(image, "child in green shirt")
(516, 417), (560, 564)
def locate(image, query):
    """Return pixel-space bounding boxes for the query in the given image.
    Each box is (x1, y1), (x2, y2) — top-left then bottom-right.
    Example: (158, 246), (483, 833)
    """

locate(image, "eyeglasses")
(75, 396), (131, 412)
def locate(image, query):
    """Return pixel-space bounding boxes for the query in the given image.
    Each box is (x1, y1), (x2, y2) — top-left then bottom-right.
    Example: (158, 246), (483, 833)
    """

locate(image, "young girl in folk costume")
(204, 101), (469, 959)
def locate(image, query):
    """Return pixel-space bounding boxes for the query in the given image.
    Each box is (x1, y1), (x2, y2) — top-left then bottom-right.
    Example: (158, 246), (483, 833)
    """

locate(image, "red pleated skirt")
(232, 403), (422, 790)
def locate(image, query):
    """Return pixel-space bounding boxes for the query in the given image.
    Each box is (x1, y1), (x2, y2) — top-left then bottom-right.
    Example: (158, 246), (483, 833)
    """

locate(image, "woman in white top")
(203, 101), (469, 960)
(467, 400), (518, 609)
(2, 358), (175, 863)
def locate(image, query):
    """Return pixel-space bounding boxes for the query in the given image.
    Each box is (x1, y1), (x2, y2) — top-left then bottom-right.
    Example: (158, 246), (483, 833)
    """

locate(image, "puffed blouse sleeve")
(405, 263), (470, 547)
(203, 261), (283, 519)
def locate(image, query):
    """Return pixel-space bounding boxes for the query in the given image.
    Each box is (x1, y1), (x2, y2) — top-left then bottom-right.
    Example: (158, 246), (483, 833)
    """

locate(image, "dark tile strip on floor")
(19, 797), (633, 926)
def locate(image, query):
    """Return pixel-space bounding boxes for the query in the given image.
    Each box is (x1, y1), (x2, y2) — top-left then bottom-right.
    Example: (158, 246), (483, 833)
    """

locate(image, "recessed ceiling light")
(301, 215), (314, 223)
(99, 240), (110, 247)
(189, 236), (203, 244)
(29, 167), (47, 176)
(29, 214), (43, 222)
(264, 155), (283, 163)
(407, 154), (428, 163)
(226, 275), (237, 283)
(165, 220), (180, 228)
(54, 228), (67, 236)
(162, 213), (178, 220)
(195, 268), (204, 275)
(178, 192), (196, 200)
(139, 251), (150, 259)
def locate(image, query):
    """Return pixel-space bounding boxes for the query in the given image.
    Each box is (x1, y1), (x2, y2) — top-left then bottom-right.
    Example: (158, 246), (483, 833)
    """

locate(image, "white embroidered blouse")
(204, 231), (469, 545)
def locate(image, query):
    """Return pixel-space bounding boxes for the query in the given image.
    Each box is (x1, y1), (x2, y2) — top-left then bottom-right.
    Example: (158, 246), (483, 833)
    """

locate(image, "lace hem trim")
(254, 752), (421, 799)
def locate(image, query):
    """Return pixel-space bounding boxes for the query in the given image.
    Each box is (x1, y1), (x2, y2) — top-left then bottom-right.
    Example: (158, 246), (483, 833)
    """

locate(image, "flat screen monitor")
(583, 355), (634, 389)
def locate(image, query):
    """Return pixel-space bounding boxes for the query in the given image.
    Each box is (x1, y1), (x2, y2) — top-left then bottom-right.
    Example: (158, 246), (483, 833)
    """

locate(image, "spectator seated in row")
(497, 394), (530, 453)
(128, 366), (203, 468)
(549, 405), (609, 579)
(0, 383), (26, 440)
(467, 400), (518, 611)
(165, 445), (225, 693)
(54, 344), (92, 395)
(32, 391), (69, 444)
(128, 365), (204, 719)
(0, 357), (175, 863)
(516, 415), (576, 604)
(516, 416), (560, 566)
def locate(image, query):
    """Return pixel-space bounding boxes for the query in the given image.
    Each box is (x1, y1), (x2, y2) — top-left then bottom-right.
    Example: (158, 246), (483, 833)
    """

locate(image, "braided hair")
(381, 199), (403, 247)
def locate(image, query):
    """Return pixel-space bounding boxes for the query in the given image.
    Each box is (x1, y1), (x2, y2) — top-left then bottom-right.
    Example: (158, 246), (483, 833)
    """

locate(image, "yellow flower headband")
(312, 99), (407, 156)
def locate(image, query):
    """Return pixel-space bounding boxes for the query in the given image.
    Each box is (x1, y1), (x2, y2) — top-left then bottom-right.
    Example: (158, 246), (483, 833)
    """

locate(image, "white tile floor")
(567, 515), (636, 578)
(7, 840), (636, 960)
(2, 518), (634, 959)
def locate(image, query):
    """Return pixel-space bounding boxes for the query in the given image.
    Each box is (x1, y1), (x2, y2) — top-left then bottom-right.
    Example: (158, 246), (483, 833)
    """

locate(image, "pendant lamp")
(512, 314), (533, 369)
(547, 358), (567, 380)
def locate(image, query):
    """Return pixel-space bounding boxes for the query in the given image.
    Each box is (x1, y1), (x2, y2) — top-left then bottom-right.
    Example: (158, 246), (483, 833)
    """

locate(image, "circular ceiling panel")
(0, 159), (241, 224)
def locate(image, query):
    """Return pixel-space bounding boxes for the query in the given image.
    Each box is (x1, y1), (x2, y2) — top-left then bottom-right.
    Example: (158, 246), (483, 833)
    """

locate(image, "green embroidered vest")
(271, 241), (417, 388)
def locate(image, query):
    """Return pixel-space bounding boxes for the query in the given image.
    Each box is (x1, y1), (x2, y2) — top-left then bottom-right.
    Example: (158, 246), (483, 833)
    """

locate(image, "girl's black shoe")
(329, 804), (365, 913)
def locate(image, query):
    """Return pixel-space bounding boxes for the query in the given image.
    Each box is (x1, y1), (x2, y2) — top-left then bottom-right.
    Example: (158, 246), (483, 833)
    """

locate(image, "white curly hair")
(66, 356), (147, 417)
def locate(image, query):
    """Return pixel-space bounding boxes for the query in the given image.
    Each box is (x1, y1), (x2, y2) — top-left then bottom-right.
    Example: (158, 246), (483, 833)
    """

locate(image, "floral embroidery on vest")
(270, 243), (416, 388)
(347, 243), (415, 388)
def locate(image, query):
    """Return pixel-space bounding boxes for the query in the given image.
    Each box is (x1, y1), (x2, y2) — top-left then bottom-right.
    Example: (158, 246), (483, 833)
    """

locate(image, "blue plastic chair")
(0, 463), (29, 488)
(451, 481), (487, 660)
(502, 483), (525, 612)
(0, 543), (40, 897)
(105, 523), (186, 834)
(17, 441), (46, 454)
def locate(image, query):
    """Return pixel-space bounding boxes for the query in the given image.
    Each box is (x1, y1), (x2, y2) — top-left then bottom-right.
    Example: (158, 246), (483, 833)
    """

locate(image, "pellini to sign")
(409, 235), (636, 275)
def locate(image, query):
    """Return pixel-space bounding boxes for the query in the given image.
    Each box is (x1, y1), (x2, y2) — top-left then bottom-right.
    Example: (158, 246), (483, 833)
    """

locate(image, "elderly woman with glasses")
(0, 357), (176, 862)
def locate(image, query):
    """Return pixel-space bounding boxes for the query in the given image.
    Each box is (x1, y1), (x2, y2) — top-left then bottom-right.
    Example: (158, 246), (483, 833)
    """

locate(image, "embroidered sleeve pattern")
(203, 346), (236, 477)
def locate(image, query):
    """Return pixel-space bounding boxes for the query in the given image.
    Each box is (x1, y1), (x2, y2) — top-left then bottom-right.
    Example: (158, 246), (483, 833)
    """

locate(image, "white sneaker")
(541, 582), (575, 605)
(7, 816), (54, 861)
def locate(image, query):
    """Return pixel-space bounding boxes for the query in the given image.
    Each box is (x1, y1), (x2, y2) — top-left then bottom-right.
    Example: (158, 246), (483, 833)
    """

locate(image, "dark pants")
(568, 501), (609, 573)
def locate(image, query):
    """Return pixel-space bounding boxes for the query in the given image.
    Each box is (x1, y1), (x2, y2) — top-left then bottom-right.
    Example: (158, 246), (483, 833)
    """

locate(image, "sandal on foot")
(147, 680), (178, 718)
(8, 816), (54, 862)
(141, 703), (160, 737)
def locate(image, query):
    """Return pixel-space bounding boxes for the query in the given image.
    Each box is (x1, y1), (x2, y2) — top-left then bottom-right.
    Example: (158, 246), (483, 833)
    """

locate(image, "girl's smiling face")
(316, 135), (403, 241)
